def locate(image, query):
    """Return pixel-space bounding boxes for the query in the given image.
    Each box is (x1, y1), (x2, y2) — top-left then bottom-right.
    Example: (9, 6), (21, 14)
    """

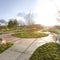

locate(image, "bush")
(0, 42), (13, 53)
(30, 42), (60, 60)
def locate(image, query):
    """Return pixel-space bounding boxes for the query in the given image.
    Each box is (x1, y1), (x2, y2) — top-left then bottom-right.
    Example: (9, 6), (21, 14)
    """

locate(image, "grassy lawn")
(1, 29), (13, 33)
(0, 27), (48, 38)
(0, 32), (2, 35)
(49, 28), (60, 34)
(12, 30), (48, 38)
(55, 29), (60, 34)
(0, 42), (13, 53)
(30, 42), (60, 60)
(0, 31), (3, 35)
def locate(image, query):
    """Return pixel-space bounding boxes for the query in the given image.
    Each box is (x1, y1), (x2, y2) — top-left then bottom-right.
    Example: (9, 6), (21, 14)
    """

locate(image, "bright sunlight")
(33, 0), (58, 26)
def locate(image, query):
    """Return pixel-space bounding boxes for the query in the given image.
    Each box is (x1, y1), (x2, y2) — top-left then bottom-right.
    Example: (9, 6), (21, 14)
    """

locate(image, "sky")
(0, 0), (36, 19)
(0, 0), (60, 26)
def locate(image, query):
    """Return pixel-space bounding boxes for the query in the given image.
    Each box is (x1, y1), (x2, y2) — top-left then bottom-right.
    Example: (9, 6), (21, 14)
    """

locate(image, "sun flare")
(33, 0), (58, 26)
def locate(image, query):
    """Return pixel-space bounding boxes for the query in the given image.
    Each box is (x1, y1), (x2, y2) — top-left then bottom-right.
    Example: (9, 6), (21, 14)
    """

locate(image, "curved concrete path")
(0, 33), (55, 60)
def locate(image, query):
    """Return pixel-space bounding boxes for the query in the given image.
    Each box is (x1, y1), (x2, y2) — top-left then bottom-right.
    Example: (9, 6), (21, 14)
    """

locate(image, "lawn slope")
(30, 42), (60, 60)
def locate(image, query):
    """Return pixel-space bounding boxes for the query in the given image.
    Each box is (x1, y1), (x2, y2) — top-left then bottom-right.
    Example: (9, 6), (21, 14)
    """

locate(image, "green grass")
(12, 30), (48, 38)
(0, 31), (3, 35)
(2, 28), (23, 33)
(49, 28), (60, 34)
(0, 42), (13, 53)
(30, 42), (60, 60)
(2, 29), (13, 33)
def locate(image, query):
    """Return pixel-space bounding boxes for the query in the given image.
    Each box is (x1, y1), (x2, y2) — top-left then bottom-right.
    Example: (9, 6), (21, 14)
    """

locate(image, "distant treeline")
(0, 24), (44, 31)
(0, 26), (6, 30)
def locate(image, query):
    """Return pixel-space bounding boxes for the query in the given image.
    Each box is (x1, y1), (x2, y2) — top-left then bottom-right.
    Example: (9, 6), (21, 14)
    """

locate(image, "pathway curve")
(0, 33), (55, 60)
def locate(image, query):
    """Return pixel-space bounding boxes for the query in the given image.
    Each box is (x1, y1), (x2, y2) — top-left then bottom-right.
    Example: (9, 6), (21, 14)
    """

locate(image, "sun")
(33, 0), (57, 26)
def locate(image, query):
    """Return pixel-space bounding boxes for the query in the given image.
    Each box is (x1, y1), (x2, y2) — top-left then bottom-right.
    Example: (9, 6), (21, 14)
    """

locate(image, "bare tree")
(24, 12), (35, 25)
(19, 20), (25, 26)
(56, 11), (60, 24)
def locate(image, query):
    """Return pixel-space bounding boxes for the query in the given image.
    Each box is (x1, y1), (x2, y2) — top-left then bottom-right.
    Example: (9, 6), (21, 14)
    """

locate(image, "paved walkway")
(0, 33), (55, 60)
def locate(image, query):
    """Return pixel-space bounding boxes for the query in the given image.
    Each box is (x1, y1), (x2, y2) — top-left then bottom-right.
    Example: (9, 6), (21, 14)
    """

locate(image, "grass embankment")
(0, 30), (4, 35)
(0, 32), (2, 35)
(12, 30), (48, 38)
(49, 28), (60, 34)
(0, 42), (13, 53)
(30, 42), (60, 60)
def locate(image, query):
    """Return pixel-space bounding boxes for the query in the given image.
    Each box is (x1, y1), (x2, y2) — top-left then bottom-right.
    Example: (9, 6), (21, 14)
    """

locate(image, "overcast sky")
(0, 0), (60, 26)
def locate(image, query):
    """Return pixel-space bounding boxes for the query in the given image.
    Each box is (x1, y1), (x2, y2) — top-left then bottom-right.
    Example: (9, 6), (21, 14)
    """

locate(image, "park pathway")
(0, 33), (55, 60)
